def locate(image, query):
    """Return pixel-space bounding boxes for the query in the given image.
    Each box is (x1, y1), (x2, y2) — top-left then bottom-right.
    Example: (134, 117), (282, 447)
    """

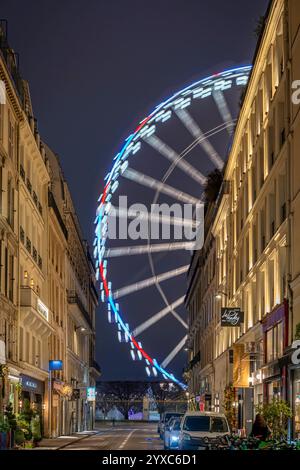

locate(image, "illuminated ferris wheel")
(94, 65), (251, 388)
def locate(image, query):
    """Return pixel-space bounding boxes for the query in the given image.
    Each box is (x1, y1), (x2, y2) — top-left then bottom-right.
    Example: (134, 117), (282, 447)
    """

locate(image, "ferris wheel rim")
(94, 64), (252, 389)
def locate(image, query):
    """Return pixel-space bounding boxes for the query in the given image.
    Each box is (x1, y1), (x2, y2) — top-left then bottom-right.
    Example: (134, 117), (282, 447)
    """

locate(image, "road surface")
(37, 422), (163, 451)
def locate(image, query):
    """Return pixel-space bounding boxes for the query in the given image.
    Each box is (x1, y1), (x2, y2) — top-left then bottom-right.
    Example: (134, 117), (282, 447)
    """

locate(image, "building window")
(0, 103), (3, 141)
(266, 322), (283, 364)
(8, 110), (16, 161)
(19, 327), (24, 361)
(7, 177), (14, 229)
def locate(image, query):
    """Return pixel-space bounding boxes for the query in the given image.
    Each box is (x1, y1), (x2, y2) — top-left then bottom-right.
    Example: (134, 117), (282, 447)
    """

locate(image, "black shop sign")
(221, 308), (244, 327)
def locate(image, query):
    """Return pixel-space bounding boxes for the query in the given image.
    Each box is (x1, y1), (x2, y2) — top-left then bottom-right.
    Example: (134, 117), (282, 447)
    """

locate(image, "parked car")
(178, 411), (230, 450)
(164, 416), (182, 449)
(158, 412), (183, 439)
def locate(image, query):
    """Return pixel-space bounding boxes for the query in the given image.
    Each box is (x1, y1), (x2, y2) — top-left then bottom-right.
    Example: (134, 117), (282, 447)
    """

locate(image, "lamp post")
(215, 291), (228, 300)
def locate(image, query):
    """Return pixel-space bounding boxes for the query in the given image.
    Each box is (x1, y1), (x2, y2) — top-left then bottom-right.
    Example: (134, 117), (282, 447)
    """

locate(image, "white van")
(178, 411), (230, 450)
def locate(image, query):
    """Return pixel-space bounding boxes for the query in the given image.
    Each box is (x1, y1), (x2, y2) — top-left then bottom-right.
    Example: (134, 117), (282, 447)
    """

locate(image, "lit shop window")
(266, 322), (283, 363)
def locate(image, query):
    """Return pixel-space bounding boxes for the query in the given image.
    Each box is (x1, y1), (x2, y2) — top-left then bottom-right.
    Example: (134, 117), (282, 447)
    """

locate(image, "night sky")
(1, 0), (269, 381)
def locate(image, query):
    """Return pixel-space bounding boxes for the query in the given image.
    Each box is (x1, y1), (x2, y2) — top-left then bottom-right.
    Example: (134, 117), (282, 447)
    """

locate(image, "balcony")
(189, 351), (201, 370)
(26, 236), (31, 254)
(26, 178), (32, 194)
(32, 246), (37, 262)
(48, 190), (68, 240)
(20, 226), (25, 244)
(20, 287), (54, 337)
(67, 290), (93, 330)
(20, 164), (25, 181)
(33, 190), (38, 206)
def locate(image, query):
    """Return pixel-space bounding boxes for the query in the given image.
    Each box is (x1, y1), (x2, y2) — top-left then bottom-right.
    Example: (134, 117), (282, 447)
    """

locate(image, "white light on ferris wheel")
(117, 331), (122, 343)
(152, 367), (158, 377)
(145, 366), (151, 377)
(137, 350), (142, 361)
(130, 350), (136, 361)
(137, 342), (143, 361)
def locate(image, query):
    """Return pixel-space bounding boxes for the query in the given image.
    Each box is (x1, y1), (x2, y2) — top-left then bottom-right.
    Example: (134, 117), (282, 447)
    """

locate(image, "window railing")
(38, 202), (43, 216)
(271, 220), (275, 237)
(38, 255), (42, 270)
(26, 178), (32, 194)
(281, 202), (286, 223)
(20, 164), (25, 181)
(20, 226), (25, 244)
(33, 190), (38, 206)
(26, 237), (31, 254)
(67, 290), (92, 329)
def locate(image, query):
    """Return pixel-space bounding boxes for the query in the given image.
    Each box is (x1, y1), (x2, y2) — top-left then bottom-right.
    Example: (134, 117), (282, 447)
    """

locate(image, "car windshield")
(164, 413), (182, 423)
(183, 416), (210, 432)
(172, 421), (181, 431)
(183, 416), (228, 433)
(210, 417), (228, 433)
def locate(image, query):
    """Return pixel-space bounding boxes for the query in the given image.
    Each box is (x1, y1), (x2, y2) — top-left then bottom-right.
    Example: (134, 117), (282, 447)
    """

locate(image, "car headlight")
(183, 433), (191, 441)
(171, 436), (179, 442)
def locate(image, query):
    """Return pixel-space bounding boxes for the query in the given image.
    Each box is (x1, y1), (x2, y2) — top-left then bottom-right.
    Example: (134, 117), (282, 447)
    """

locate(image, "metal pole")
(49, 369), (52, 438)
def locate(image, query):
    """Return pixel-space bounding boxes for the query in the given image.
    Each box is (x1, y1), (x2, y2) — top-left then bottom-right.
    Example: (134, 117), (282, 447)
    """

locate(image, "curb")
(37, 431), (100, 451)
(57, 431), (100, 450)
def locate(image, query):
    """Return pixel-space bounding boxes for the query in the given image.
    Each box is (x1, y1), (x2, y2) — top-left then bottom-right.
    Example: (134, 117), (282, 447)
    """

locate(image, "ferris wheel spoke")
(113, 265), (189, 299)
(105, 241), (195, 258)
(122, 167), (199, 205)
(132, 296), (187, 337)
(212, 90), (235, 135)
(174, 108), (224, 170)
(161, 335), (188, 368)
(112, 205), (197, 229)
(144, 134), (207, 185)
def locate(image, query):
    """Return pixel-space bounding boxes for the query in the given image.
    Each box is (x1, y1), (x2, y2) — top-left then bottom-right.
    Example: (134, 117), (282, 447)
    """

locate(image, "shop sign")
(37, 298), (49, 321)
(262, 303), (285, 333)
(195, 396), (201, 403)
(49, 360), (63, 371)
(24, 379), (37, 389)
(53, 381), (64, 393)
(87, 387), (96, 402)
(232, 344), (250, 388)
(20, 375), (44, 394)
(72, 388), (80, 400)
(221, 308), (244, 327)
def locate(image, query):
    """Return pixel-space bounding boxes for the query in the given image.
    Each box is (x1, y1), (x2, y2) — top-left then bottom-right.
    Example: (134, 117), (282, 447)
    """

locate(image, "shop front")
(261, 301), (289, 403)
(7, 367), (21, 414)
(52, 380), (73, 436)
(291, 367), (300, 439)
(20, 374), (45, 434)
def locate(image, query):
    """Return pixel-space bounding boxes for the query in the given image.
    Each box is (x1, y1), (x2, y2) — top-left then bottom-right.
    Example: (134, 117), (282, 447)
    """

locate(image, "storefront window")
(267, 329), (273, 362)
(268, 380), (281, 402)
(294, 374), (300, 438)
(277, 322), (283, 357)
(266, 322), (283, 363)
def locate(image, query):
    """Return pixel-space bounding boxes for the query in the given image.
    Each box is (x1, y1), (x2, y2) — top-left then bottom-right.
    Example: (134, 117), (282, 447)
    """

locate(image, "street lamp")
(215, 291), (228, 300)
(75, 326), (86, 332)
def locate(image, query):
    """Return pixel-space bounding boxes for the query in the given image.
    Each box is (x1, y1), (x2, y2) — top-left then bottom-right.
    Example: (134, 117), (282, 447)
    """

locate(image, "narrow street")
(36, 422), (163, 451)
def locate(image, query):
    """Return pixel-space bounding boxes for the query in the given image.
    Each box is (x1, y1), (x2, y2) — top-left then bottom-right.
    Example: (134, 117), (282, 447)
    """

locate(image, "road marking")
(118, 430), (136, 449)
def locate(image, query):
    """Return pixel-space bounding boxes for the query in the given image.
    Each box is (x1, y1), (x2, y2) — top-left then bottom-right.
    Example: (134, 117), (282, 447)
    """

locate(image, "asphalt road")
(60, 422), (163, 451)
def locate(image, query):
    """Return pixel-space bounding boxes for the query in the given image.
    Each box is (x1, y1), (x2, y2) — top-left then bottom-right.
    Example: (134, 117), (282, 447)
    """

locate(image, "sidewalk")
(34, 430), (99, 450)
